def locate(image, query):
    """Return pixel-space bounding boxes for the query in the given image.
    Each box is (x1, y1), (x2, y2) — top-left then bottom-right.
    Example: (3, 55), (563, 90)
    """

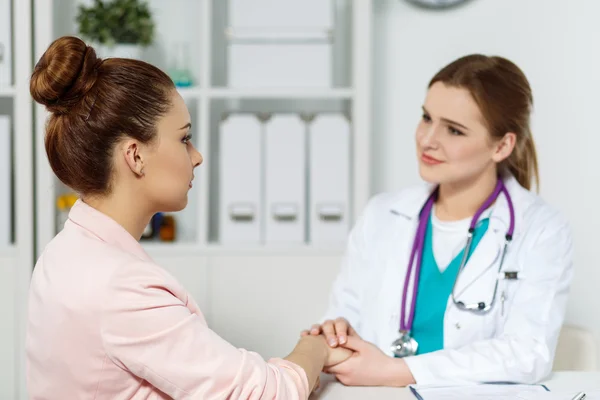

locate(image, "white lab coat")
(323, 175), (574, 385)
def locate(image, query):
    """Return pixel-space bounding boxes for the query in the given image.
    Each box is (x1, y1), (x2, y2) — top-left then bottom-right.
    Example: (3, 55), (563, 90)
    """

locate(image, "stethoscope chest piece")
(391, 330), (418, 358)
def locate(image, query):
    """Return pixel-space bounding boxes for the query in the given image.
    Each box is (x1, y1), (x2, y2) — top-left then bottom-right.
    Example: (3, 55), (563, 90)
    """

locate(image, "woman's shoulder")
(505, 178), (572, 253)
(37, 223), (180, 295)
(507, 177), (570, 233)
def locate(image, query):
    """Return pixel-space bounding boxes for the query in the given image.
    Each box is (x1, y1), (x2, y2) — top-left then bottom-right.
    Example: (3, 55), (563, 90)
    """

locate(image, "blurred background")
(0, 0), (597, 398)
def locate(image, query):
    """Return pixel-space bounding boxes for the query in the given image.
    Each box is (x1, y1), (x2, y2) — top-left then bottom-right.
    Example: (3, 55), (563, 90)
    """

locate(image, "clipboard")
(409, 383), (550, 399)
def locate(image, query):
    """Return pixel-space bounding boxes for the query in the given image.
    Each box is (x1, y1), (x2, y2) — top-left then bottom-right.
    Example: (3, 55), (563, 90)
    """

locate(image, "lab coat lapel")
(451, 221), (503, 297)
(451, 175), (530, 297)
(380, 183), (433, 346)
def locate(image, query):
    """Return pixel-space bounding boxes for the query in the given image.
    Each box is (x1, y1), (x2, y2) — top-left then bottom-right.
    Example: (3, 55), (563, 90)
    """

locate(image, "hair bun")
(30, 36), (102, 114)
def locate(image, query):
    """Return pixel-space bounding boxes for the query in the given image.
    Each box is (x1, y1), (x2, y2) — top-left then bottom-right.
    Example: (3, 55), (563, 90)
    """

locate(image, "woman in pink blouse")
(26, 36), (351, 399)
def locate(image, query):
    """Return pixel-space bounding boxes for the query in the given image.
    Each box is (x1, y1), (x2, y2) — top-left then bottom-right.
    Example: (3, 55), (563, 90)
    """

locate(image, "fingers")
(309, 324), (321, 336)
(321, 320), (338, 347)
(340, 334), (365, 352)
(304, 318), (356, 347)
(301, 323), (321, 338)
(334, 318), (350, 345)
(347, 323), (357, 336)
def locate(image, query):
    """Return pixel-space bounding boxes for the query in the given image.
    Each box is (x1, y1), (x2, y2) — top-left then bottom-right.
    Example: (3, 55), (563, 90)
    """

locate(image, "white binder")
(219, 114), (263, 244)
(264, 114), (306, 244)
(0, 0), (12, 87)
(0, 115), (10, 247)
(309, 114), (350, 244)
(229, 0), (332, 30)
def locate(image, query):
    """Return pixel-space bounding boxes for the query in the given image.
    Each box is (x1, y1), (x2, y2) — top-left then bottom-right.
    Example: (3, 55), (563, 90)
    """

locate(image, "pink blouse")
(26, 200), (309, 399)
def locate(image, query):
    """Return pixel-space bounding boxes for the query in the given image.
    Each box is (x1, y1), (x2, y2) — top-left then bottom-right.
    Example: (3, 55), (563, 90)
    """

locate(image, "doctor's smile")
(420, 153), (444, 165)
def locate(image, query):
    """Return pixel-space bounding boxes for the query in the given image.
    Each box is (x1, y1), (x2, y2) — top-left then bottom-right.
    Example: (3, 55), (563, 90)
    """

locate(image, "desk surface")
(309, 372), (600, 399)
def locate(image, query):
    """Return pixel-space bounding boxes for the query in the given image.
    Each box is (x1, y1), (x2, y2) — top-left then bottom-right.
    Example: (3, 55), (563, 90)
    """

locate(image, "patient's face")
(415, 82), (498, 186)
(137, 91), (203, 212)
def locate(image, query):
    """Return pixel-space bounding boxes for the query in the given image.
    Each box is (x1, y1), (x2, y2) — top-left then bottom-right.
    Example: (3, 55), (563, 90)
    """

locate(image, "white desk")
(310, 372), (600, 399)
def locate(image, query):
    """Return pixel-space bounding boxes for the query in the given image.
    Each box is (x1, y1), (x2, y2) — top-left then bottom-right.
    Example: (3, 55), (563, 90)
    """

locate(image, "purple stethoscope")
(391, 179), (516, 358)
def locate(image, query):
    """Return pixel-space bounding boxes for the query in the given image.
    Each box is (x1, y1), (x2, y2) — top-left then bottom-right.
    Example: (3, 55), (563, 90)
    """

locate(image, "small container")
(141, 213), (164, 240)
(169, 42), (193, 88)
(159, 215), (176, 242)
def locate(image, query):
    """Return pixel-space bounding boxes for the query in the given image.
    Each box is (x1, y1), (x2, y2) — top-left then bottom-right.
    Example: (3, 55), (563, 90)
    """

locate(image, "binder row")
(219, 113), (350, 245)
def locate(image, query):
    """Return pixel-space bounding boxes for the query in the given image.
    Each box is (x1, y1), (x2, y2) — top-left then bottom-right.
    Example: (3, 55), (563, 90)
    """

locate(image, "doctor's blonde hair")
(429, 55), (539, 191)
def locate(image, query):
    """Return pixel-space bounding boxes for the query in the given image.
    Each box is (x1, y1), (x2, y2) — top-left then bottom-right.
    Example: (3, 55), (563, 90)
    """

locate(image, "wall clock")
(405, 0), (473, 9)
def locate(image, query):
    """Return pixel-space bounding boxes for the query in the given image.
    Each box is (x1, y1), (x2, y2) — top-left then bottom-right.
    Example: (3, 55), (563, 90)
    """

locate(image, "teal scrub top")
(410, 215), (490, 355)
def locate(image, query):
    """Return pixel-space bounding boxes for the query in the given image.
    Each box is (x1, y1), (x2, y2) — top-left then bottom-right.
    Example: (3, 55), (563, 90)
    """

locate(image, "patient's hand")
(324, 342), (353, 367)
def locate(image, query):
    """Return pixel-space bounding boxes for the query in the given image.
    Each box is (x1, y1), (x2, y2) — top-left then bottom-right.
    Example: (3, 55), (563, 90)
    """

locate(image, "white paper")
(517, 389), (600, 399)
(410, 384), (548, 400)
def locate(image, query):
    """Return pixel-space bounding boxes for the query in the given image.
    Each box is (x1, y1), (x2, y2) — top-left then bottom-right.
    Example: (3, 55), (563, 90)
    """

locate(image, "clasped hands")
(301, 317), (416, 388)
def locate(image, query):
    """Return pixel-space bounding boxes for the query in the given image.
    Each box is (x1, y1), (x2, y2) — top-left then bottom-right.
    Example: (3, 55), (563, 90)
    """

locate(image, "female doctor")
(303, 54), (574, 387)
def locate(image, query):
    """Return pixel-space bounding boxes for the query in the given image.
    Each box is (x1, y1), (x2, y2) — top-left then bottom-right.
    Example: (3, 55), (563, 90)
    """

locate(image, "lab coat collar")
(388, 174), (534, 236)
(67, 199), (152, 262)
(388, 175), (536, 297)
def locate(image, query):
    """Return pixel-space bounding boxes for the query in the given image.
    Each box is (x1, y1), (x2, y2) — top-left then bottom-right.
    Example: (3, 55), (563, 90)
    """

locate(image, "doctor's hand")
(324, 342), (354, 367)
(301, 317), (356, 348)
(324, 335), (416, 387)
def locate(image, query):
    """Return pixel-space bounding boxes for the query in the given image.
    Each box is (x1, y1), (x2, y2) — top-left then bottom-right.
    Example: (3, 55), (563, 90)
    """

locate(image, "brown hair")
(429, 54), (539, 191)
(30, 36), (175, 195)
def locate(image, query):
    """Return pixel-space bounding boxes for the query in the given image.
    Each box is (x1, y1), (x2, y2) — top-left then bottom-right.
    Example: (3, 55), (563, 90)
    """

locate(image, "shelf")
(0, 87), (15, 97)
(208, 87), (354, 99)
(141, 242), (345, 258)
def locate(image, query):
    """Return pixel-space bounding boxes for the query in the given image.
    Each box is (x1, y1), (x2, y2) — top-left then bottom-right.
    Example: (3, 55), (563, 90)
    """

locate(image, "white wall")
(372, 0), (600, 362)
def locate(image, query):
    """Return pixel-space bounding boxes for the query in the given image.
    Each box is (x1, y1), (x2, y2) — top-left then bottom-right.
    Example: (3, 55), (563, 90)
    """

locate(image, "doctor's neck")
(435, 169), (499, 222)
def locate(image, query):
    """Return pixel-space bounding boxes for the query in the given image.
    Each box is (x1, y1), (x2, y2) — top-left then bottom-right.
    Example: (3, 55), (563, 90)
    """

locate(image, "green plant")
(76, 0), (155, 47)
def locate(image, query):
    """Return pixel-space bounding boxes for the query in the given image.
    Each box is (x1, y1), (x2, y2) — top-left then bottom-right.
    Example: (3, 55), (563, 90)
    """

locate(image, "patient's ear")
(121, 140), (145, 177)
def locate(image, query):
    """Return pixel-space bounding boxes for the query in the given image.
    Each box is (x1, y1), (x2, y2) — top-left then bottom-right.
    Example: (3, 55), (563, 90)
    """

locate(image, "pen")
(571, 392), (586, 400)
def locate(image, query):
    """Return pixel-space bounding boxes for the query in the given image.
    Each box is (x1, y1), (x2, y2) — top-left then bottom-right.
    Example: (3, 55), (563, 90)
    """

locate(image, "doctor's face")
(415, 82), (498, 186)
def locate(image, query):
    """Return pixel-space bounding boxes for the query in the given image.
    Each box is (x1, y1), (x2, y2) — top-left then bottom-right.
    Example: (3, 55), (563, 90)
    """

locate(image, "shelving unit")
(32, 0), (372, 377)
(1, 1), (34, 399)
(34, 0), (371, 254)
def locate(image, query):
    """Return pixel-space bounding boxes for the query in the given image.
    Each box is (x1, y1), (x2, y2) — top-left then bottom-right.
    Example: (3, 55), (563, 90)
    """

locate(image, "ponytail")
(505, 130), (539, 191)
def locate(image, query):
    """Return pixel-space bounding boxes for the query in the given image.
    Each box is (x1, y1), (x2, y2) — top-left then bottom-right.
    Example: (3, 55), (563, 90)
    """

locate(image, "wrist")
(384, 357), (416, 387)
(298, 335), (328, 363)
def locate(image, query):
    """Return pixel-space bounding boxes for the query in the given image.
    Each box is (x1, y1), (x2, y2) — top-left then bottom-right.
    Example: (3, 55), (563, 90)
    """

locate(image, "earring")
(140, 168), (145, 176)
